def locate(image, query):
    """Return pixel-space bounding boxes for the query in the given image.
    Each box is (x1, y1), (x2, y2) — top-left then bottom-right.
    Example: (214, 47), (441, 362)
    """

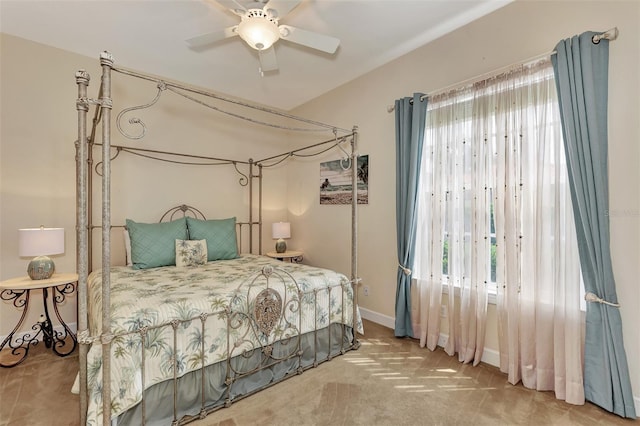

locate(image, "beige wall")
(1, 36), (86, 338)
(289, 0), (640, 406)
(0, 34), (292, 339)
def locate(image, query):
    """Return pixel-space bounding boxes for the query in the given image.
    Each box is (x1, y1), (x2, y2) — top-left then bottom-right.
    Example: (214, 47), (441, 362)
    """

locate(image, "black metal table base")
(0, 284), (77, 368)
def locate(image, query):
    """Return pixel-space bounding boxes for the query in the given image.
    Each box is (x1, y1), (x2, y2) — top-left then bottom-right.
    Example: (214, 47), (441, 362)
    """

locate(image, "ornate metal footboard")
(226, 264), (303, 389)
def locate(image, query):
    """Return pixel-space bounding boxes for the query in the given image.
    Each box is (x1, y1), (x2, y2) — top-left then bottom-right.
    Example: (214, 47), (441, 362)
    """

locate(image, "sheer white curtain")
(413, 59), (584, 402)
(414, 84), (490, 365)
(494, 61), (584, 404)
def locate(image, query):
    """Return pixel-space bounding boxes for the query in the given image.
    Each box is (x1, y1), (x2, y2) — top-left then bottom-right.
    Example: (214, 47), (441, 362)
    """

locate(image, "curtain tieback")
(585, 292), (620, 307)
(398, 264), (412, 275)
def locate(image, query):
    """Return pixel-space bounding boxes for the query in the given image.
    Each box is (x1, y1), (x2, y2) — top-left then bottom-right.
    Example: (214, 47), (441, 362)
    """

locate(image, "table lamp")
(18, 227), (64, 280)
(272, 222), (290, 254)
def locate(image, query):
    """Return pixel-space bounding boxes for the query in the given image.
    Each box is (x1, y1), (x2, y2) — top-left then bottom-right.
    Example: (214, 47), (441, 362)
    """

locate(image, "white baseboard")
(358, 307), (639, 416)
(0, 322), (77, 347)
(359, 307), (395, 330)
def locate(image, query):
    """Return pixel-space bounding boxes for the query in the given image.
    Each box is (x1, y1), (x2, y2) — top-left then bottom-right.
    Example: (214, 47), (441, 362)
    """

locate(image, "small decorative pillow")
(175, 239), (208, 267)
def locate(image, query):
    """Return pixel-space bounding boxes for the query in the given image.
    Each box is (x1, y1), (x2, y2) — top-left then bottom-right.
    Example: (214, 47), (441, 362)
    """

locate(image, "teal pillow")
(126, 217), (188, 269)
(186, 217), (238, 261)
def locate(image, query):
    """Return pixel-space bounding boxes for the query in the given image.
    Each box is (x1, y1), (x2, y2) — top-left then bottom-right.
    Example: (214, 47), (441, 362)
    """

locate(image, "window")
(414, 60), (574, 302)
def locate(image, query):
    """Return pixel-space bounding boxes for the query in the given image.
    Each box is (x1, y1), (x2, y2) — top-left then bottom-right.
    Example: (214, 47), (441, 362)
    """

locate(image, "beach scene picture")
(320, 155), (369, 204)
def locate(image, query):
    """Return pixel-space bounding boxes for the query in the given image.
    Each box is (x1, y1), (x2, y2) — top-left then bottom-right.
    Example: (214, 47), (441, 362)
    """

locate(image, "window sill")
(412, 278), (585, 312)
(411, 277), (498, 306)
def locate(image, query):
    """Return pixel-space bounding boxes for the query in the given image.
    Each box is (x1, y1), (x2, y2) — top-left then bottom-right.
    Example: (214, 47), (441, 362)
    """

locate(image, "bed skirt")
(114, 323), (354, 425)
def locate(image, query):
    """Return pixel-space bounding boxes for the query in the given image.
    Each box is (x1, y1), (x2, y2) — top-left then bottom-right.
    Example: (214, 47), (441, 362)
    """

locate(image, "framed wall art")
(319, 155), (368, 205)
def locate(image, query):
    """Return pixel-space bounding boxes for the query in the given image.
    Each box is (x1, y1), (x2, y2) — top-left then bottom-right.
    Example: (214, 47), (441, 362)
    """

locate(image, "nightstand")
(0, 273), (78, 367)
(266, 250), (304, 263)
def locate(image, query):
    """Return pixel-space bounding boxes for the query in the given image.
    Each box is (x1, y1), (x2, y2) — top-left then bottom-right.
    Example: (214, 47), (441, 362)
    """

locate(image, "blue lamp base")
(27, 256), (55, 280)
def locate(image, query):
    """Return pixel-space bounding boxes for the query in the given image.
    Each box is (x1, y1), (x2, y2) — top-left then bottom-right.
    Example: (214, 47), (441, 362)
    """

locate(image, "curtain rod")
(387, 27), (619, 113)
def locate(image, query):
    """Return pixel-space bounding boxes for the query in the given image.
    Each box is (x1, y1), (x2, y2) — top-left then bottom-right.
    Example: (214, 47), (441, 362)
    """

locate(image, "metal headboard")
(157, 204), (253, 255)
(159, 204), (206, 222)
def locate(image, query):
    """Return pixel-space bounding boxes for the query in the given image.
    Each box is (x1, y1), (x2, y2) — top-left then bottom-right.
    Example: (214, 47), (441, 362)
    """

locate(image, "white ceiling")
(0, 0), (511, 111)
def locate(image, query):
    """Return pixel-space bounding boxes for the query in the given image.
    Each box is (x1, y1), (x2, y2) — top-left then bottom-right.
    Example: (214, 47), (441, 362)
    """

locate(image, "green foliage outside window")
(440, 204), (496, 282)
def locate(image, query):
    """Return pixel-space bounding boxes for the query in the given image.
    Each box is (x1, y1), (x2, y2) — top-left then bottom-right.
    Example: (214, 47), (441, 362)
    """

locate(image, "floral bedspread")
(84, 254), (362, 425)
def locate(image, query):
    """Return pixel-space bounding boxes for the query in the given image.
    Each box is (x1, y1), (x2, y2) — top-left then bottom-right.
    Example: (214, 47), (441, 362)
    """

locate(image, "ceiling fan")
(186, 0), (340, 74)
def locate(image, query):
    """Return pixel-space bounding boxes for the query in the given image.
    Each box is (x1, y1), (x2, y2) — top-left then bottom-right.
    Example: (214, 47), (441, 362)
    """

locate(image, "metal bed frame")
(75, 51), (360, 425)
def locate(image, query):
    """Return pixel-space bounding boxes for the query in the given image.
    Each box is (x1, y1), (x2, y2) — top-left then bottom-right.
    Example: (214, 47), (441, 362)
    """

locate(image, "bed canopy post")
(87, 98), (98, 273)
(258, 163), (263, 254)
(350, 126), (360, 343)
(245, 159), (264, 255)
(99, 51), (114, 426)
(75, 69), (90, 426)
(248, 159), (254, 253)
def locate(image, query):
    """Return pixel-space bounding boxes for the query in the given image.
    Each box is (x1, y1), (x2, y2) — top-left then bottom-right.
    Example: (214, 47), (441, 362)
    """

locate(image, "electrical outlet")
(440, 304), (447, 317)
(363, 285), (370, 296)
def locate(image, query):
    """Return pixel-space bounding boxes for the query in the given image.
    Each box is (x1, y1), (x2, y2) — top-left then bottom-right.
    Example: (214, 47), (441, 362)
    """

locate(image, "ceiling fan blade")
(186, 26), (238, 49)
(213, 0), (247, 16)
(278, 25), (340, 54)
(258, 47), (279, 72)
(263, 0), (301, 19)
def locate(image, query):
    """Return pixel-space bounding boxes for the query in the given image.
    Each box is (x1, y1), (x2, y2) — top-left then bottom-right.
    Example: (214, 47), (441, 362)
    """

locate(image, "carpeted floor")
(0, 320), (636, 425)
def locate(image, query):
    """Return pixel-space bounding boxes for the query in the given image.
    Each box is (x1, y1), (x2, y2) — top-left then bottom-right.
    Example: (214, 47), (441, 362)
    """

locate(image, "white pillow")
(124, 229), (132, 266)
(175, 239), (208, 267)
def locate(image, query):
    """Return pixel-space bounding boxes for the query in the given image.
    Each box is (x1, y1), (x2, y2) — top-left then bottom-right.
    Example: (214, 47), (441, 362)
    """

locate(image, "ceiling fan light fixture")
(238, 9), (280, 50)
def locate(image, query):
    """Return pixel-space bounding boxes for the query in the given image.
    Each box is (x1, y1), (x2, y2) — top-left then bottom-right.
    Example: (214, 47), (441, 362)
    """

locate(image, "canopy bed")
(75, 51), (361, 425)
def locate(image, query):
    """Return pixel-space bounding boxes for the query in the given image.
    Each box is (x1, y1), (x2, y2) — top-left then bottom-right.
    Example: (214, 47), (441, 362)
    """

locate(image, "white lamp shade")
(272, 222), (291, 239)
(18, 227), (65, 257)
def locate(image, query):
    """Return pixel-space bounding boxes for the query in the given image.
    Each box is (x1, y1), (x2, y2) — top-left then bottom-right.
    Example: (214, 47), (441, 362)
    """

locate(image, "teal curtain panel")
(394, 93), (427, 337)
(552, 31), (636, 419)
